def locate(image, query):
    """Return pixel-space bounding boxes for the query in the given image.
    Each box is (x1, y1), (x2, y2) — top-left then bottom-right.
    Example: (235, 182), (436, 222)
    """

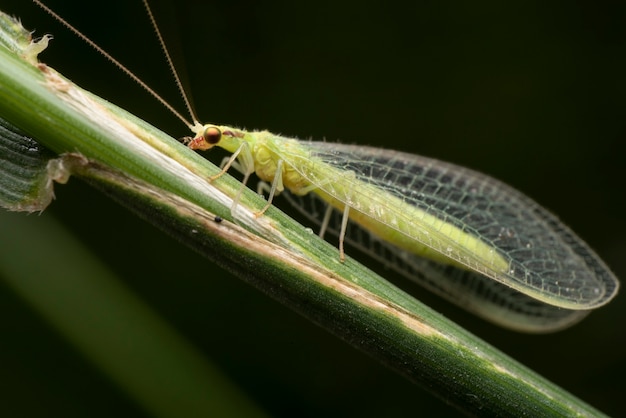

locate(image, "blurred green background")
(2, 0), (625, 416)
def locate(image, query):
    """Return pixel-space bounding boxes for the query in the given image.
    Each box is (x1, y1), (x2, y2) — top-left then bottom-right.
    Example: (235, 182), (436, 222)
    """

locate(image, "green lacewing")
(34, 0), (619, 332)
(187, 125), (619, 332)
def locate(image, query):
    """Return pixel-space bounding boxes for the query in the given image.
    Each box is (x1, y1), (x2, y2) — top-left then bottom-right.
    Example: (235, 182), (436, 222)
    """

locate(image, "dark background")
(2, 0), (625, 416)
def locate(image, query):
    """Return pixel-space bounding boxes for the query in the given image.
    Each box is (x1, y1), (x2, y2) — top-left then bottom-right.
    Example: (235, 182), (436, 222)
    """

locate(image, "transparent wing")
(274, 141), (618, 311)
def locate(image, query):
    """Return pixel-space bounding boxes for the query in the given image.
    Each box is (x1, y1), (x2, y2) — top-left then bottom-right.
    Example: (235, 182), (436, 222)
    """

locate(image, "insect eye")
(203, 126), (222, 144)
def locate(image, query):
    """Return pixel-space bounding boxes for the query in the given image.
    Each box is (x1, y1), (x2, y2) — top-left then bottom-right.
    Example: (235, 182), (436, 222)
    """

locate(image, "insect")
(33, 0), (619, 331)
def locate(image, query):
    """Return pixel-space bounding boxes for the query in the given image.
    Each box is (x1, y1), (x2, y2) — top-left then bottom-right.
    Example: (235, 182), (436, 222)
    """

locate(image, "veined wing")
(274, 141), (618, 311)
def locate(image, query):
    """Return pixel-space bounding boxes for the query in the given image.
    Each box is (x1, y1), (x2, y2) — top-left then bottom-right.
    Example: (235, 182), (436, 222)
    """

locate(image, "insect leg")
(318, 205), (333, 239)
(211, 142), (254, 213)
(338, 204), (350, 262)
(209, 141), (252, 182)
(254, 159), (284, 218)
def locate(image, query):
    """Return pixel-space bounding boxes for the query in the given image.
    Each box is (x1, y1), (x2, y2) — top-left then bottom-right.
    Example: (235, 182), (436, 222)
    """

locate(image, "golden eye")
(203, 126), (222, 144)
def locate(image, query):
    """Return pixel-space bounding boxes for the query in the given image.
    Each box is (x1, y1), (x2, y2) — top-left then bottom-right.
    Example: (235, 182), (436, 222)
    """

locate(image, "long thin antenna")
(32, 0), (198, 131)
(141, 0), (199, 126)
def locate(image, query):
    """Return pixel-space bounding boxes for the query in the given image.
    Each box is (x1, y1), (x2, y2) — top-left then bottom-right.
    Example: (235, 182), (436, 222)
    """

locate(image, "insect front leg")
(209, 141), (253, 183)
(210, 142), (255, 214)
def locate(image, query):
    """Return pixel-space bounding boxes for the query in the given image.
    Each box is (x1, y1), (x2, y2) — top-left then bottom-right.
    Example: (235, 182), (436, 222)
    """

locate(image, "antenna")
(141, 0), (199, 126)
(32, 0), (199, 131)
